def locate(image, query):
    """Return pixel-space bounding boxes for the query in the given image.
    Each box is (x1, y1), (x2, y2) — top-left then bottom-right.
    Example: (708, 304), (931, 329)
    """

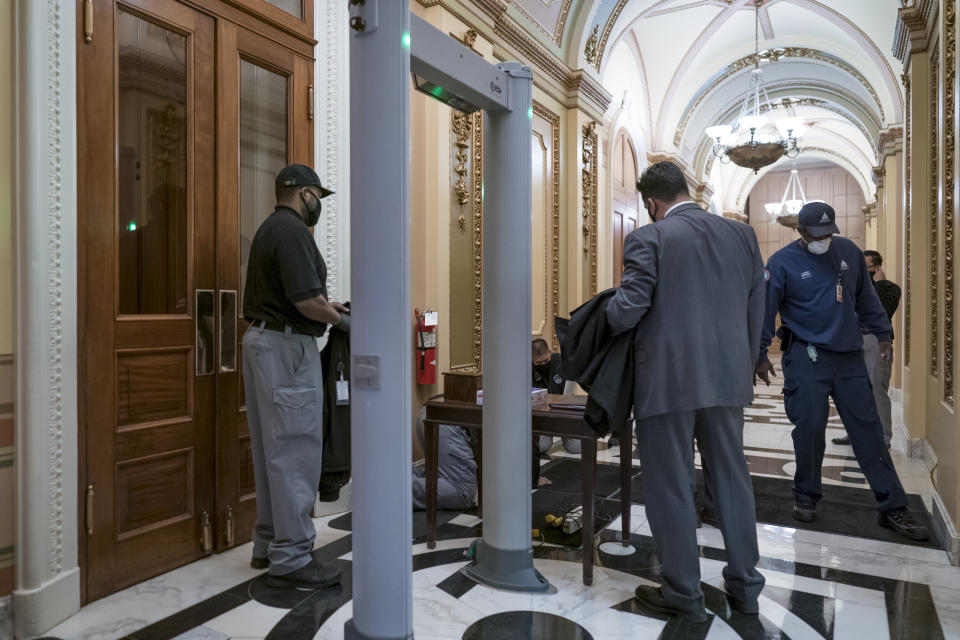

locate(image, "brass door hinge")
(225, 505), (235, 547)
(85, 483), (94, 535)
(201, 511), (213, 555)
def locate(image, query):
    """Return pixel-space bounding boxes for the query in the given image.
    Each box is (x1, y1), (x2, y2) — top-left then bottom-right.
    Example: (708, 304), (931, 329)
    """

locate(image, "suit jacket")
(606, 203), (764, 420)
(555, 289), (634, 437)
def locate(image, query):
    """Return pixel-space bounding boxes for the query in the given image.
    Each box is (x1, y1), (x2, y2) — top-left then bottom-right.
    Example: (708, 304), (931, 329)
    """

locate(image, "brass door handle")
(86, 483), (94, 535)
(84, 0), (94, 43)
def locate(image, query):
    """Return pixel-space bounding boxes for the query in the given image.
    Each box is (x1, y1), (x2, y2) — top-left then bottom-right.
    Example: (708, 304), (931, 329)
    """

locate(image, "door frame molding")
(13, 0), (81, 636)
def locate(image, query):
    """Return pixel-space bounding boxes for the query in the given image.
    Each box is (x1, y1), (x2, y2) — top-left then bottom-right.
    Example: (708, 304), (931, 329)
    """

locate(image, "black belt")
(253, 319), (314, 337)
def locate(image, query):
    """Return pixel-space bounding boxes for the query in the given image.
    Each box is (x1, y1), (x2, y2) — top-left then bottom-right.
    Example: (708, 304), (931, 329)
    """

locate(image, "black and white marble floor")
(44, 379), (960, 640)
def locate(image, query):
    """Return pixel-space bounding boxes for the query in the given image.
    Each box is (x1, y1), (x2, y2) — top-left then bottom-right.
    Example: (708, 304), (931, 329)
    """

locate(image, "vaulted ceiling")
(509, 0), (904, 211)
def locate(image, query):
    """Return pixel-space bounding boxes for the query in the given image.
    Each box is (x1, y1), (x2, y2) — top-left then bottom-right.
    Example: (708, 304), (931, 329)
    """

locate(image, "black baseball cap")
(798, 201), (839, 236)
(275, 164), (334, 198)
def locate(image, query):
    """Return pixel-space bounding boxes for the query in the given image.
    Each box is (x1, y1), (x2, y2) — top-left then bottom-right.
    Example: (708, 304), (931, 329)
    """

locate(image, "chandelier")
(705, 1), (804, 173)
(764, 168), (807, 227)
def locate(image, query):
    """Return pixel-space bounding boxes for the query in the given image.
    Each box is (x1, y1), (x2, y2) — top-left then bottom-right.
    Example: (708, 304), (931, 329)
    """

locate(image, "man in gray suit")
(607, 162), (766, 622)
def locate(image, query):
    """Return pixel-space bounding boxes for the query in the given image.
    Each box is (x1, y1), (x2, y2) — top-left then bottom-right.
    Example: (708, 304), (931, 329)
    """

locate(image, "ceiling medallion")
(705, 0), (805, 173)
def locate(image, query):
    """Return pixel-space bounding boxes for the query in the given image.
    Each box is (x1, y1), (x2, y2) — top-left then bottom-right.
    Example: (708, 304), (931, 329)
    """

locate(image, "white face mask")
(806, 238), (832, 255)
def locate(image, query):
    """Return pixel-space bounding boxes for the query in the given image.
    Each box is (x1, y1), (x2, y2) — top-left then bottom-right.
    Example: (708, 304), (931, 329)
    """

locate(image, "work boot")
(793, 497), (816, 523)
(250, 556), (269, 570)
(267, 559), (342, 589)
(832, 435), (851, 445)
(633, 585), (707, 623)
(879, 508), (931, 541)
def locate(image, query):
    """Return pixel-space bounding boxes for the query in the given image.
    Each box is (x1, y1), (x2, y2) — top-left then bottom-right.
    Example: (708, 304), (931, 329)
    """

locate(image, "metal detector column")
(461, 62), (549, 593)
(345, 1), (414, 638)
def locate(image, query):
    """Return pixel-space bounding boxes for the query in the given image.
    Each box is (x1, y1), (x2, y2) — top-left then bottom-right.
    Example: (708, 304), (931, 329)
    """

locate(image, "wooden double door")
(78, 0), (314, 602)
(611, 130), (640, 286)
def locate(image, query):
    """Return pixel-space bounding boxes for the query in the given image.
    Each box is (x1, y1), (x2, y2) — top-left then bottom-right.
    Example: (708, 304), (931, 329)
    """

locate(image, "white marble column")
(316, 0), (352, 302)
(13, 0), (80, 635)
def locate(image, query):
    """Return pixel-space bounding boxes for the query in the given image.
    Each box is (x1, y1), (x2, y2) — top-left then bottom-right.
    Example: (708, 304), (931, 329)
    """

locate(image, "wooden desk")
(422, 394), (632, 586)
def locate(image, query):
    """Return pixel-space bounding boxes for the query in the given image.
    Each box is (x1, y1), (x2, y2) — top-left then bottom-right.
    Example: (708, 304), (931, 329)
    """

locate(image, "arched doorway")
(611, 130), (640, 286)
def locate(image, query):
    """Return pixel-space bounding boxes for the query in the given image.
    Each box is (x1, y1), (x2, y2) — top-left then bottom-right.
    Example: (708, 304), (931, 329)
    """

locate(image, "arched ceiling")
(511, 0), (904, 204)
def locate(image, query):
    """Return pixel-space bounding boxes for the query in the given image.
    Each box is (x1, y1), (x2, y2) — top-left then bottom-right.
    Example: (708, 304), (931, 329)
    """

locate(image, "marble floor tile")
(170, 625), (231, 640)
(203, 600), (290, 639)
(833, 600), (891, 640)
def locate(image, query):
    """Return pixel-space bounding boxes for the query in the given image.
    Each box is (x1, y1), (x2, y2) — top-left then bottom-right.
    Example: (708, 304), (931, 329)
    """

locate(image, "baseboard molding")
(932, 491), (960, 566)
(0, 595), (12, 640)
(13, 566), (80, 638)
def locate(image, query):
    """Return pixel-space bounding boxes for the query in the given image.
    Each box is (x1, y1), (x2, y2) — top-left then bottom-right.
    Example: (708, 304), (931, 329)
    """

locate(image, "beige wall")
(748, 164), (866, 265)
(0, 0), (15, 598)
(901, 0), (960, 531)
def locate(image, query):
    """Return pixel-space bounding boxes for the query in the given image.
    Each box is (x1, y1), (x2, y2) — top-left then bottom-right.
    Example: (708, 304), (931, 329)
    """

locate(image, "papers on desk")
(475, 388), (548, 406)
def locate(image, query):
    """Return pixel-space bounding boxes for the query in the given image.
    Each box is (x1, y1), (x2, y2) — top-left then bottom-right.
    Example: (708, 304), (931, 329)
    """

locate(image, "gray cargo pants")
(242, 325), (324, 575)
(862, 333), (893, 446)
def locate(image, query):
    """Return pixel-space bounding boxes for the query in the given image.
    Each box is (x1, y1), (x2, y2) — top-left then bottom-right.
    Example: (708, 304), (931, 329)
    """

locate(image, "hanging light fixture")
(705, 0), (804, 173)
(764, 167), (807, 227)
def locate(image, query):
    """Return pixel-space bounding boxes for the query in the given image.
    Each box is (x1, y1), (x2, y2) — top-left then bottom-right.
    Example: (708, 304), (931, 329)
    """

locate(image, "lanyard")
(825, 244), (844, 303)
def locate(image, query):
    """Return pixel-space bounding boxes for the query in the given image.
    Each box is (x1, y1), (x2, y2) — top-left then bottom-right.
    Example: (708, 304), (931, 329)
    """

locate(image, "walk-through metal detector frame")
(346, 2), (547, 639)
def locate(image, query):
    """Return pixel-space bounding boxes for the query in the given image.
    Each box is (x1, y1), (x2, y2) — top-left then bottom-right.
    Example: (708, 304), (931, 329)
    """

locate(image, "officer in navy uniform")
(532, 338), (581, 454)
(756, 202), (928, 541)
(242, 164), (350, 588)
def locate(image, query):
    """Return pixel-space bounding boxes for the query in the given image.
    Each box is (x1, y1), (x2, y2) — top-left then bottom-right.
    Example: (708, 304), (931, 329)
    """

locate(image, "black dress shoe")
(267, 559), (342, 589)
(251, 556), (269, 570)
(608, 435), (620, 447)
(723, 583), (759, 615)
(793, 498), (816, 523)
(832, 435), (851, 445)
(879, 508), (931, 541)
(634, 585), (707, 622)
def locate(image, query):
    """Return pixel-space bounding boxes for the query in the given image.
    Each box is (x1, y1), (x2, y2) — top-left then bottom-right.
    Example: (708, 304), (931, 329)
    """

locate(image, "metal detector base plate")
(598, 541), (636, 556)
(461, 540), (554, 593)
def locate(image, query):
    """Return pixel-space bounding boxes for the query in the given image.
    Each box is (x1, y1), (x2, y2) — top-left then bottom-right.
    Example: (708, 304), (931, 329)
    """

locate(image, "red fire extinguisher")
(415, 308), (438, 385)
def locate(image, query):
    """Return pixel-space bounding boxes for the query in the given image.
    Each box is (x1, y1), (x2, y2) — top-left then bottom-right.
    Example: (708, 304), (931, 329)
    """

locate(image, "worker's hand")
(755, 360), (777, 386)
(879, 341), (893, 366)
(873, 267), (886, 283)
(331, 301), (350, 314)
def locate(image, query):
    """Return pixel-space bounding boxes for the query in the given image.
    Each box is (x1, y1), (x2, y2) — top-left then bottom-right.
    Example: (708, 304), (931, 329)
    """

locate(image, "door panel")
(215, 21), (312, 550)
(81, 0), (216, 602)
(612, 130), (639, 287)
(80, 0), (315, 602)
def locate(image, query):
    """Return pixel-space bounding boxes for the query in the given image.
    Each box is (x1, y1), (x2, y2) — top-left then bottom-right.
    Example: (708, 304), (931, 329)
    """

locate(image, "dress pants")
(782, 344), (907, 512)
(862, 333), (893, 445)
(412, 421), (477, 510)
(635, 406), (765, 614)
(536, 435), (582, 454)
(242, 326), (324, 575)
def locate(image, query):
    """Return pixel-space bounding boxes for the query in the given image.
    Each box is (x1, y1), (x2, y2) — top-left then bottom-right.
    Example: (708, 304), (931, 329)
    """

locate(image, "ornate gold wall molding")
(533, 101), (561, 350)
(944, 0), (956, 405)
(472, 112), (484, 368)
(877, 126), (904, 159)
(930, 50), (940, 378)
(903, 72), (912, 367)
(452, 111), (471, 233)
(582, 120), (599, 295)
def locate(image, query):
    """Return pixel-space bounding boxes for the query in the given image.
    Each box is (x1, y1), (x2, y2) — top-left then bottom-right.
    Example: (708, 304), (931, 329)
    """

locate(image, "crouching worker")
(413, 405), (477, 510)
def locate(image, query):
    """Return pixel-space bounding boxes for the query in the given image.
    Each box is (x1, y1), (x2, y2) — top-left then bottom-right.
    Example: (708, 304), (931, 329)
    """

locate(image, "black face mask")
(301, 190), (322, 227)
(534, 363), (551, 382)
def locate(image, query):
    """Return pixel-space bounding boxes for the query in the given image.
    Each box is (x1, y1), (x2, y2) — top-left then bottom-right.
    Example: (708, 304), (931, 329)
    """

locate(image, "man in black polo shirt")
(242, 164), (348, 589)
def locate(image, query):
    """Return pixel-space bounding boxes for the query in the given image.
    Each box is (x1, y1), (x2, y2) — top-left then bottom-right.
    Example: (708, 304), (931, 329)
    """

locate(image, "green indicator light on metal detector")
(127, 221), (137, 231)
(431, 85), (444, 97)
(527, 106), (533, 119)
(402, 32), (411, 48)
